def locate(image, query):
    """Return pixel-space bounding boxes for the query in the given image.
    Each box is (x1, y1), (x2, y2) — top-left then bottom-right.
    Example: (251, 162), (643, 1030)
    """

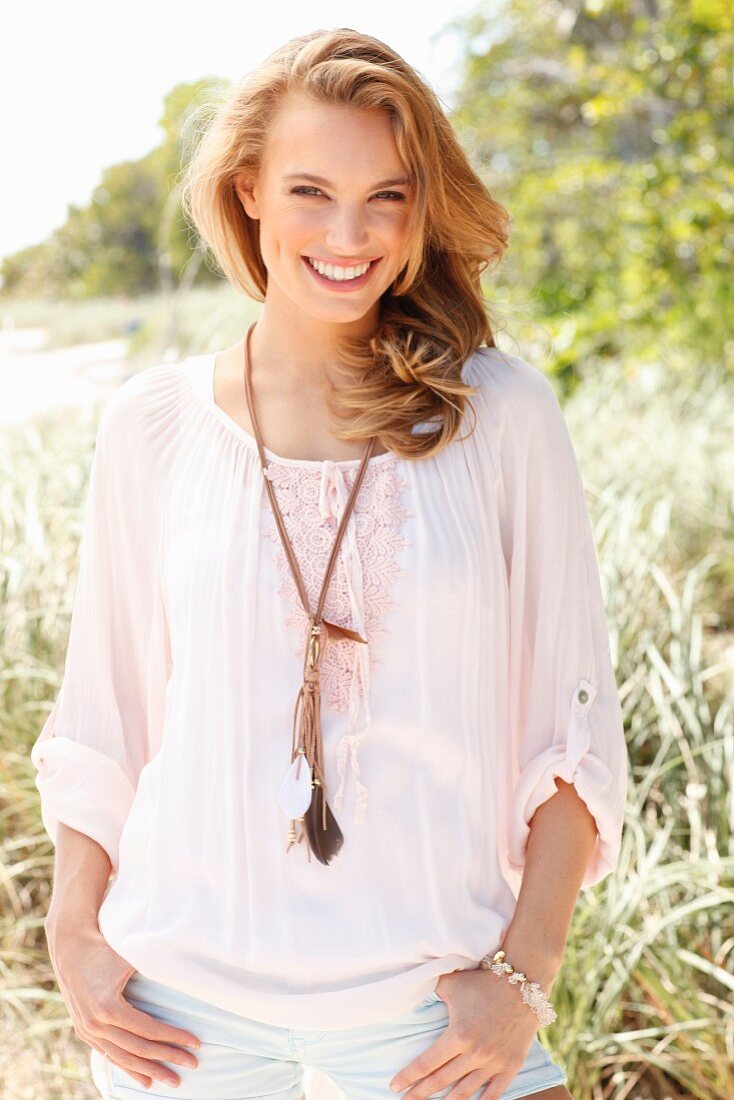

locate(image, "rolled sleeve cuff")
(507, 741), (624, 890)
(30, 736), (136, 874)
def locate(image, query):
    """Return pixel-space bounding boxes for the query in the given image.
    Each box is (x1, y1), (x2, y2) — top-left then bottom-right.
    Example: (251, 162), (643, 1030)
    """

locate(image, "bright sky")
(2, 0), (488, 262)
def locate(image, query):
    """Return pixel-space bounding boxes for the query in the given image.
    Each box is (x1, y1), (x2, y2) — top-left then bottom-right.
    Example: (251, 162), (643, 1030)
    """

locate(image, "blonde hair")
(180, 28), (511, 460)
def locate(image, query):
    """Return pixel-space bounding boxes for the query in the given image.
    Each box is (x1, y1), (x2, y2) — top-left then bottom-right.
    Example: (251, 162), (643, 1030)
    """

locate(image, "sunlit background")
(2, 1), (733, 1097)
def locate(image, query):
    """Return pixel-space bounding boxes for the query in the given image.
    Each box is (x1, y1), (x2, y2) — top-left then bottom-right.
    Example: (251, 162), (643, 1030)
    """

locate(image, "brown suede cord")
(241, 320), (376, 864)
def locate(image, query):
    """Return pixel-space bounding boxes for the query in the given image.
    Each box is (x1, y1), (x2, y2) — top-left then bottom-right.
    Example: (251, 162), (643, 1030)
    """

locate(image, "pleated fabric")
(30, 345), (628, 1031)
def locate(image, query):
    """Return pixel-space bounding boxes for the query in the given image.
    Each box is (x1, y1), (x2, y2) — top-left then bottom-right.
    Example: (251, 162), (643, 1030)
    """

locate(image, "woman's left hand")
(388, 967), (542, 1099)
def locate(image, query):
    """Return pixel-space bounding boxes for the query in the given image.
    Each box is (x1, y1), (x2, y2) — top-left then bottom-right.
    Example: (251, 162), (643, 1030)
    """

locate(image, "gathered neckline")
(184, 352), (399, 471)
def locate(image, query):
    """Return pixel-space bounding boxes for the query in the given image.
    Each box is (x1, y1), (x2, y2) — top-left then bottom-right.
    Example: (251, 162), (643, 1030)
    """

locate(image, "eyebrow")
(283, 172), (412, 189)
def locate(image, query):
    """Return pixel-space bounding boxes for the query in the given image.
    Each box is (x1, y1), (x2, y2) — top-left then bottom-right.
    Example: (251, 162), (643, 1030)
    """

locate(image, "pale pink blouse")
(30, 346), (628, 1031)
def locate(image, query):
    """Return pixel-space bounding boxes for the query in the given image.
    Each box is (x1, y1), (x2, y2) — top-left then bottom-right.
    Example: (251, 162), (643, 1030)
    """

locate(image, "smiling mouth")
(301, 255), (382, 290)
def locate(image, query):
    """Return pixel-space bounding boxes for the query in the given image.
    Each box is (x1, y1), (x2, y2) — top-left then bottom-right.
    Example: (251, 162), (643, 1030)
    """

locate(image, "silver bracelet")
(479, 949), (558, 1027)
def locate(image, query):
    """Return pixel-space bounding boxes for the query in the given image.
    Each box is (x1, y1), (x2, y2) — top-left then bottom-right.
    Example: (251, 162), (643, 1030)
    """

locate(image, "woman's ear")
(234, 170), (259, 220)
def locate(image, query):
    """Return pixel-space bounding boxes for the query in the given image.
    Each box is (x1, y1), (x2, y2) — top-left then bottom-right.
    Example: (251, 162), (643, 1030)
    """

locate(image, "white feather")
(277, 753), (313, 817)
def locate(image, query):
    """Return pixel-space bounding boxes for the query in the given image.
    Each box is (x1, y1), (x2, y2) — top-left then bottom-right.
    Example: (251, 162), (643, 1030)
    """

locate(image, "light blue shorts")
(90, 972), (568, 1099)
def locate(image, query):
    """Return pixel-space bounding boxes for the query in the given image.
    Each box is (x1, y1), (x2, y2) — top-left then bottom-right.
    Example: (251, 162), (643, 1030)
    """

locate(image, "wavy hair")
(180, 28), (511, 460)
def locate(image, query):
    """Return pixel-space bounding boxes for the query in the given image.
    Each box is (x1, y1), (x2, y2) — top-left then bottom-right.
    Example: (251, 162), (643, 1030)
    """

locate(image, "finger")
(98, 1038), (184, 1090)
(398, 1051), (468, 1095)
(100, 996), (202, 1051)
(403, 1058), (501, 1100)
(123, 1069), (154, 1090)
(88, 1041), (153, 1090)
(389, 1033), (463, 1092)
(479, 1070), (515, 1099)
(117, 1064), (154, 1090)
(101, 1021), (201, 1072)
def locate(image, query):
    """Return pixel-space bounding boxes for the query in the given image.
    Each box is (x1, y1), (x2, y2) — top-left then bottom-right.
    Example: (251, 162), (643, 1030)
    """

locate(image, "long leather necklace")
(241, 320), (377, 865)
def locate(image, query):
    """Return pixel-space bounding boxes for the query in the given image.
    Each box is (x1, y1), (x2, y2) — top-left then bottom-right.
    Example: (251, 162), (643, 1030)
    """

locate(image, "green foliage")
(3, 0), (732, 377)
(450, 0), (733, 375)
(0, 78), (224, 301)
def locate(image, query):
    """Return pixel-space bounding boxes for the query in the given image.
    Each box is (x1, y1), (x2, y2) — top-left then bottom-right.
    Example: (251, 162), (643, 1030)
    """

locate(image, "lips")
(301, 255), (382, 291)
(305, 256), (380, 265)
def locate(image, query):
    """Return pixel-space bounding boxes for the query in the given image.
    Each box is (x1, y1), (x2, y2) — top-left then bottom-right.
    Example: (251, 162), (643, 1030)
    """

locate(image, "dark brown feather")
(304, 786), (344, 864)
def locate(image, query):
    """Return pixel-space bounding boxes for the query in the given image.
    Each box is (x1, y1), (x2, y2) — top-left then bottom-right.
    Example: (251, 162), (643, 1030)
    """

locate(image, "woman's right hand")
(45, 917), (201, 1090)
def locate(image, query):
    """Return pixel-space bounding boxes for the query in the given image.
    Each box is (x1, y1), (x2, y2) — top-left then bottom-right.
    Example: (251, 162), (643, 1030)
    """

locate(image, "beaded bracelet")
(478, 949), (558, 1027)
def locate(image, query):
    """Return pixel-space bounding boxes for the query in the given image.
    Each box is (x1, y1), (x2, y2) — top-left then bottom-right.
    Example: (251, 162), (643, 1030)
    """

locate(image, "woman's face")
(235, 93), (415, 325)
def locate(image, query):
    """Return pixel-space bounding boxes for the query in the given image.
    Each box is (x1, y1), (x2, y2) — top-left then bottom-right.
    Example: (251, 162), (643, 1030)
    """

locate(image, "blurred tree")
(2, 0), (731, 380)
(449, 0), (733, 376)
(0, 78), (225, 300)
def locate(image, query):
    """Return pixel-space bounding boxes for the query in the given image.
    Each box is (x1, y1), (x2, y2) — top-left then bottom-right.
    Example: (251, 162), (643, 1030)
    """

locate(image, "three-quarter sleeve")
(496, 357), (628, 891)
(31, 376), (172, 875)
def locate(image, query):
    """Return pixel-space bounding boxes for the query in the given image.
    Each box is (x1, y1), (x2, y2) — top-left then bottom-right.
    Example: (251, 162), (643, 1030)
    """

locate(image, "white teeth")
(307, 257), (372, 281)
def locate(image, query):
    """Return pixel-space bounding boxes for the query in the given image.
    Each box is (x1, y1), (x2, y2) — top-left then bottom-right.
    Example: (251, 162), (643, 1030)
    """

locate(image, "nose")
(324, 203), (371, 255)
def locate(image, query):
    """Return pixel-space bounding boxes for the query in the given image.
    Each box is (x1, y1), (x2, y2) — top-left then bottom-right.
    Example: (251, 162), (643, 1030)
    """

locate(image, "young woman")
(32, 28), (628, 1100)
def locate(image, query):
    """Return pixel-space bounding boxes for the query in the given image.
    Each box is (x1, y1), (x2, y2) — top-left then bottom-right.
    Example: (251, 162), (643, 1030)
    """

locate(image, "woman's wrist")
(45, 903), (104, 945)
(493, 933), (564, 994)
(479, 948), (559, 1027)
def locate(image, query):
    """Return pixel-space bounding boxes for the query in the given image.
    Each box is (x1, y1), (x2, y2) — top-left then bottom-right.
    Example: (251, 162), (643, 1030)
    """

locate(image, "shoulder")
(463, 345), (562, 429)
(462, 347), (583, 500)
(462, 346), (570, 467)
(96, 360), (188, 458)
(101, 360), (186, 425)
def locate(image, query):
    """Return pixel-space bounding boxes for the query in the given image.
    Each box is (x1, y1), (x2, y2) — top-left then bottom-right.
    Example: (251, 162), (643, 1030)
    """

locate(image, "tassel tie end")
(331, 627), (372, 824)
(333, 731), (369, 823)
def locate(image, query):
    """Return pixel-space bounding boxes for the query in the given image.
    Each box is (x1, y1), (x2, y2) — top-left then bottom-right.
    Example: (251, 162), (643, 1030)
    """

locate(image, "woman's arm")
(388, 780), (600, 1096)
(498, 777), (600, 992)
(31, 372), (172, 878)
(44, 822), (112, 940)
(42, 822), (202, 1091)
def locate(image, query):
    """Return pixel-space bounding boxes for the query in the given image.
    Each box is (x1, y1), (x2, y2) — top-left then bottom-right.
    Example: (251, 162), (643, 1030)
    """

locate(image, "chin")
(306, 304), (377, 325)
(301, 289), (381, 318)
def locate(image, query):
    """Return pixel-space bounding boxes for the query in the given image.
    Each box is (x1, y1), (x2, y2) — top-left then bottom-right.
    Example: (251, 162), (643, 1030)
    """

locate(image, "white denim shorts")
(90, 972), (568, 1099)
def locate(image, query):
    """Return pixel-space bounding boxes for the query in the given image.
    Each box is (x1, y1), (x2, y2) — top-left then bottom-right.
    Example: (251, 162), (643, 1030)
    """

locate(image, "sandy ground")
(0, 328), (133, 426)
(3, 329), (346, 1100)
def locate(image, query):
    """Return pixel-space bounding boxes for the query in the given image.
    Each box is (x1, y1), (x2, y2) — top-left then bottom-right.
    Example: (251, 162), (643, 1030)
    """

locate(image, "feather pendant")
(304, 781), (344, 864)
(286, 629), (344, 864)
(277, 751), (314, 818)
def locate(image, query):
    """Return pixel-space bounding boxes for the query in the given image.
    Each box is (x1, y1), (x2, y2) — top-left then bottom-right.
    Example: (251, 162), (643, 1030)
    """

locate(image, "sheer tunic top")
(30, 346), (628, 1031)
